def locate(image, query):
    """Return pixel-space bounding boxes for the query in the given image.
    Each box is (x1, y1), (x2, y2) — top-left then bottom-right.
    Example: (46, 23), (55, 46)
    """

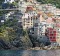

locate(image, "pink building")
(45, 28), (57, 42)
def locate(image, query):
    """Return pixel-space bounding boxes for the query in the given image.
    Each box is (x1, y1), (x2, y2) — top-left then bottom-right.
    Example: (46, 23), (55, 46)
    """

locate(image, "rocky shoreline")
(27, 46), (60, 50)
(5, 46), (60, 50)
(1, 45), (60, 50)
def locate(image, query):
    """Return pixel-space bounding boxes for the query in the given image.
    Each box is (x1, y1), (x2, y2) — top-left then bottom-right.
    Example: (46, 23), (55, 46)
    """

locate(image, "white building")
(18, 0), (27, 12)
(4, 0), (15, 3)
(45, 4), (56, 14)
(5, 12), (14, 20)
(1, 20), (4, 23)
(37, 21), (46, 38)
(55, 9), (60, 16)
(38, 4), (56, 14)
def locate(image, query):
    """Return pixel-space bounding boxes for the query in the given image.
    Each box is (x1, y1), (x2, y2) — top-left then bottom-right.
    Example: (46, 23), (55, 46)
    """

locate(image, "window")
(34, 13), (35, 14)
(32, 33), (34, 34)
(32, 28), (34, 31)
(40, 37), (42, 38)
(24, 24), (25, 26)
(31, 18), (32, 21)
(36, 17), (37, 20)
(27, 27), (28, 29)
(28, 16), (29, 18)
(20, 2), (22, 4)
(53, 37), (55, 39)
(53, 31), (56, 33)
(50, 37), (52, 39)
(31, 17), (32, 19)
(27, 21), (29, 23)
(28, 14), (29, 15)
(31, 17), (33, 20)
(27, 24), (29, 25)
(50, 34), (53, 36)
(57, 37), (59, 39)
(24, 19), (25, 22)
(34, 23), (38, 27)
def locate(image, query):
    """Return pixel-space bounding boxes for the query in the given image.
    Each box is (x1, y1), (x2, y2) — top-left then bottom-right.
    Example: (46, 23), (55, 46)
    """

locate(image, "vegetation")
(12, 2), (18, 6)
(0, 0), (4, 4)
(0, 18), (33, 49)
(37, 0), (60, 8)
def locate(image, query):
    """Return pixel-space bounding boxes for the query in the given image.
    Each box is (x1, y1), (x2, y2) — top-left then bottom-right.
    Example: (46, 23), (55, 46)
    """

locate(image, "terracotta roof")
(37, 11), (43, 15)
(46, 13), (54, 17)
(26, 6), (33, 12)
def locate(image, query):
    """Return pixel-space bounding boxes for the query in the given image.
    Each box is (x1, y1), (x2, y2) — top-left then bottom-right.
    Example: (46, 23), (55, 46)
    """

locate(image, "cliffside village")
(0, 0), (60, 47)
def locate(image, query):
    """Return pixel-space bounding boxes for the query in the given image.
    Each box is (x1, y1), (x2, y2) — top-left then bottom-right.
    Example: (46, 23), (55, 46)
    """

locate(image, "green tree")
(5, 19), (18, 27)
(37, 0), (60, 8)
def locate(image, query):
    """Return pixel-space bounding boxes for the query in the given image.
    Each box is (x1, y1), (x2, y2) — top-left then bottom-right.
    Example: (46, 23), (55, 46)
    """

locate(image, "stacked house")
(1, 0), (60, 46)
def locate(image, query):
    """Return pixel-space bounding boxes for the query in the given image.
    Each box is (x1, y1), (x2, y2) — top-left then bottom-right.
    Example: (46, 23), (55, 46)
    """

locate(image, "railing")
(0, 8), (19, 11)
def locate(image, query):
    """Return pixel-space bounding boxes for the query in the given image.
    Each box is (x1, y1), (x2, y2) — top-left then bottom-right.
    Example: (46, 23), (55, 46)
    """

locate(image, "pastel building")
(45, 28), (57, 43)
(55, 9), (60, 16)
(50, 17), (60, 46)
(22, 13), (34, 29)
(33, 13), (46, 37)
(46, 17), (54, 28)
(55, 23), (60, 46)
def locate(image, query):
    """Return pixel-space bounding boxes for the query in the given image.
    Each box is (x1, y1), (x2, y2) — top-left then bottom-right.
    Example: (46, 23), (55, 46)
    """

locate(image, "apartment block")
(22, 13), (34, 29)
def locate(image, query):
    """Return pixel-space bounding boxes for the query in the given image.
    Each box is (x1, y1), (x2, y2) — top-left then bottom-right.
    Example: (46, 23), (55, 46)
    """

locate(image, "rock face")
(0, 27), (33, 50)
(0, 39), (10, 49)
(11, 35), (33, 49)
(20, 36), (33, 48)
(0, 36), (33, 50)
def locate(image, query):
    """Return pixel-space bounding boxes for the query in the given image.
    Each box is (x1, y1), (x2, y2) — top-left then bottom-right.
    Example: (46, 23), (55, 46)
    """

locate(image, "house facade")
(22, 12), (34, 29)
(45, 28), (57, 43)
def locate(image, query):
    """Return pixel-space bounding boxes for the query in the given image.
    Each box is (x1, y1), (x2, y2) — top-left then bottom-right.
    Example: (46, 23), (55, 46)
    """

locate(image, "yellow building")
(22, 13), (34, 29)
